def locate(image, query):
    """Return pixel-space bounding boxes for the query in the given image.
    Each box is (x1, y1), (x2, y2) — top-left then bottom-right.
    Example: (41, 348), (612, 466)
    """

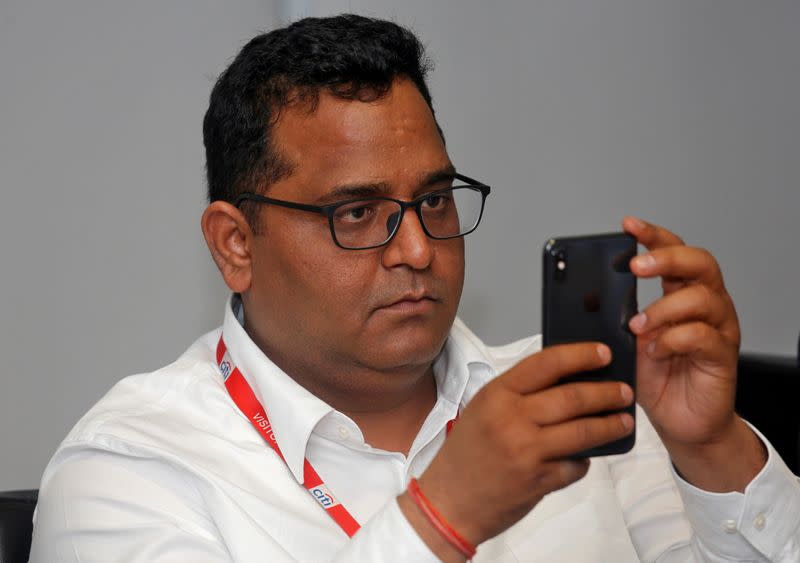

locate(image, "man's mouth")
(378, 292), (438, 314)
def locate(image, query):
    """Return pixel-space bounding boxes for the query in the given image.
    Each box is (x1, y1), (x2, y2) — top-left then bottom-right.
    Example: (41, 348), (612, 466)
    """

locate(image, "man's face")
(244, 78), (465, 375)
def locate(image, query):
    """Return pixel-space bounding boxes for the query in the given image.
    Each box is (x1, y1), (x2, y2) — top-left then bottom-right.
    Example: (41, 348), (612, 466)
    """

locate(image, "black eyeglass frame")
(234, 173), (491, 250)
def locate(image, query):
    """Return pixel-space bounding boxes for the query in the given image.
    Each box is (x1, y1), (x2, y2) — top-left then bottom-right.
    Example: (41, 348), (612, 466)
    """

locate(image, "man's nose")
(381, 208), (434, 270)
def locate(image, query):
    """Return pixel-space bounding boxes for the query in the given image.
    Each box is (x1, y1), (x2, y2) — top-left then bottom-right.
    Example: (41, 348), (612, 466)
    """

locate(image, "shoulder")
(68, 329), (221, 434)
(41, 328), (241, 484)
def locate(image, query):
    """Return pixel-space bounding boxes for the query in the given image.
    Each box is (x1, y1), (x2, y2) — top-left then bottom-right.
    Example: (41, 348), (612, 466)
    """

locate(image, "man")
(31, 14), (800, 562)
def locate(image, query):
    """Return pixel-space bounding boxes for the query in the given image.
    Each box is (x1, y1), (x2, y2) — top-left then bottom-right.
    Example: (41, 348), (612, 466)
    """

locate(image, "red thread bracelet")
(407, 478), (477, 559)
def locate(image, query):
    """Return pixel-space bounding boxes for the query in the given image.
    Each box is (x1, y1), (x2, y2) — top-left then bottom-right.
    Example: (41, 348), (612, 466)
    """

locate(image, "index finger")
(631, 245), (724, 290)
(623, 216), (684, 251)
(500, 342), (611, 395)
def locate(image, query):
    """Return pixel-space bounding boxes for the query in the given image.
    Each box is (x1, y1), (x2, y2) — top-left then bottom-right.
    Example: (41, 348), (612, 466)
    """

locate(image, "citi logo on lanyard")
(219, 360), (233, 380)
(310, 484), (339, 509)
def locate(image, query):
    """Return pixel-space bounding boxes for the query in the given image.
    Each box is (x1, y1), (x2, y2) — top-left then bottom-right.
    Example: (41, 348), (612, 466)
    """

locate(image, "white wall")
(1, 1), (798, 489)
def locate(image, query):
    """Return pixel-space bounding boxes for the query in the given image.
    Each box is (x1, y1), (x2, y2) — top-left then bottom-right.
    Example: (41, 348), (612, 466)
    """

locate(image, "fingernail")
(628, 217), (645, 230)
(635, 254), (656, 271)
(621, 413), (634, 431)
(620, 384), (633, 403)
(629, 312), (647, 333)
(646, 340), (656, 356)
(597, 344), (611, 363)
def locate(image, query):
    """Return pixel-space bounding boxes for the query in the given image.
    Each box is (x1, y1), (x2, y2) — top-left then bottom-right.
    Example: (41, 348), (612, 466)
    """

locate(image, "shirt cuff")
(672, 421), (800, 560)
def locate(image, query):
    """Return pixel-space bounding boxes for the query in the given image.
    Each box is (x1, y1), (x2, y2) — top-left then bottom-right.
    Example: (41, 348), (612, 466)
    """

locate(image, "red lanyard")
(217, 334), (457, 538)
(217, 336), (361, 536)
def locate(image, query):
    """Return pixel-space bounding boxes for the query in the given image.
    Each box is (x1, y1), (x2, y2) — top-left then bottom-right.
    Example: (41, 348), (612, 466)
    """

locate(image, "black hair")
(202, 14), (437, 227)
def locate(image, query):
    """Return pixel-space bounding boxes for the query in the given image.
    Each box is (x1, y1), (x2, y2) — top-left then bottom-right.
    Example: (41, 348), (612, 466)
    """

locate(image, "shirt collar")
(222, 294), (333, 484)
(220, 295), (497, 483)
(441, 316), (499, 405)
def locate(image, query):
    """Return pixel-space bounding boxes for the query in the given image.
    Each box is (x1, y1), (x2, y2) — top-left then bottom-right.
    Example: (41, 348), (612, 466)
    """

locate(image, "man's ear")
(201, 201), (254, 293)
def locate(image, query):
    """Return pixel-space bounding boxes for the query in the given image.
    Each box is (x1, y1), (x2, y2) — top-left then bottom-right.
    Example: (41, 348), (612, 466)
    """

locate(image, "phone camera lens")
(553, 249), (567, 280)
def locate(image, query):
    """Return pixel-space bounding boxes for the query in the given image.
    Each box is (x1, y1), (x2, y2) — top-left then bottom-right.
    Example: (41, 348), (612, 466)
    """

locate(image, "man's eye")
(423, 194), (449, 209)
(335, 204), (374, 223)
(348, 207), (367, 219)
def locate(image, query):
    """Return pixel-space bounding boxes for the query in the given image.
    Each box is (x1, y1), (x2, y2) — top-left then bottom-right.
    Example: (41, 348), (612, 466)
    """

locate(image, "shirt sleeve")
(30, 445), (440, 563)
(608, 405), (698, 561)
(609, 409), (800, 562)
(672, 421), (800, 562)
(30, 447), (234, 563)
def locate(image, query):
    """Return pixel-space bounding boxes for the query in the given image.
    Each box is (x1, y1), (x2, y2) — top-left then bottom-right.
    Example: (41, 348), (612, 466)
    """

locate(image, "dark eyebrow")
(314, 182), (390, 205)
(315, 164), (458, 205)
(419, 165), (457, 188)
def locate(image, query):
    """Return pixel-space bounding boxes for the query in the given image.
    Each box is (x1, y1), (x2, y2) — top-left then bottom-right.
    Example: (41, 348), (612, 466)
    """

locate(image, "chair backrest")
(736, 352), (800, 475)
(0, 490), (37, 563)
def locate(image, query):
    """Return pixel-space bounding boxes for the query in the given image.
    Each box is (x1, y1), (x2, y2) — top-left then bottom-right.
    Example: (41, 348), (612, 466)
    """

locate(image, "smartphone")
(542, 232), (638, 457)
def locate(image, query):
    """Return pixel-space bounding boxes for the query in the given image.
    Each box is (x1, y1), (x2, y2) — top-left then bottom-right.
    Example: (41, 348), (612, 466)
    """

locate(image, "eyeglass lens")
(331, 186), (484, 249)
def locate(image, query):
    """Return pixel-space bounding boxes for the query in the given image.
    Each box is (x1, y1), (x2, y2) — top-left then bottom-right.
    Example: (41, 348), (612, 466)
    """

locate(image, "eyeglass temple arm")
(234, 193), (326, 214)
(454, 173), (490, 192)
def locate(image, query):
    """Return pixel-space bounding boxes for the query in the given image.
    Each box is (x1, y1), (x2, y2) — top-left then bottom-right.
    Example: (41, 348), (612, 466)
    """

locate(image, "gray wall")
(1, 1), (798, 489)
(0, 1), (275, 489)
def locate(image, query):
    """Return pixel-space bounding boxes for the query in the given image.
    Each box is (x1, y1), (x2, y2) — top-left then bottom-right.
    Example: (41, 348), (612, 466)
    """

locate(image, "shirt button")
(722, 520), (737, 534)
(753, 513), (766, 531)
(338, 426), (349, 440)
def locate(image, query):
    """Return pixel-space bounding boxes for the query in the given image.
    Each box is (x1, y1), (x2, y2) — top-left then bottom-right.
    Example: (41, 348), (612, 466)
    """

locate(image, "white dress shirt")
(30, 295), (800, 562)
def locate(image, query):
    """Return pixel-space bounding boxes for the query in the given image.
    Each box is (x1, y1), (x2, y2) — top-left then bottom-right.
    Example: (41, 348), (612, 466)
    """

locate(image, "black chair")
(736, 351), (800, 474)
(0, 489), (37, 563)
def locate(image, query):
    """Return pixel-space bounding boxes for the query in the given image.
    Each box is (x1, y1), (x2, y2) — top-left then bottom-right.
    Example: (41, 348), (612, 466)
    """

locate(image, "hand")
(623, 217), (740, 445)
(623, 217), (764, 491)
(398, 343), (635, 559)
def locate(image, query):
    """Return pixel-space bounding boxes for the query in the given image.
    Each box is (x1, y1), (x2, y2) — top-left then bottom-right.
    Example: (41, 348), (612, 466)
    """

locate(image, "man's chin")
(357, 318), (452, 371)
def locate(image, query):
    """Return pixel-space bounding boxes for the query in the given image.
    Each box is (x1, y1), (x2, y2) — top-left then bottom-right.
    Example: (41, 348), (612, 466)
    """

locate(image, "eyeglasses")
(234, 173), (491, 250)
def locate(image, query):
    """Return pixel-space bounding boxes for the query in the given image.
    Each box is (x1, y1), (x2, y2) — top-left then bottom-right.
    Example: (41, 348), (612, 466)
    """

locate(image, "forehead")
(269, 79), (450, 198)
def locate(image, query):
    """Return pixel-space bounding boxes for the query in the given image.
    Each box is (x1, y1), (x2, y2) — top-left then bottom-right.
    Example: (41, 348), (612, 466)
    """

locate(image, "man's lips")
(377, 292), (438, 312)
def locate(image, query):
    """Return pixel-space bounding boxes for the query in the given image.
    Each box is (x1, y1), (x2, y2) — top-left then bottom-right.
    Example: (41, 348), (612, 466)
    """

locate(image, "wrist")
(398, 491), (468, 562)
(414, 466), (488, 546)
(666, 417), (767, 493)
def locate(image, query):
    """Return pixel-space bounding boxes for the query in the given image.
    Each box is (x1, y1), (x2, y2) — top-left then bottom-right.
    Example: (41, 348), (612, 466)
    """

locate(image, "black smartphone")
(542, 232), (638, 457)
